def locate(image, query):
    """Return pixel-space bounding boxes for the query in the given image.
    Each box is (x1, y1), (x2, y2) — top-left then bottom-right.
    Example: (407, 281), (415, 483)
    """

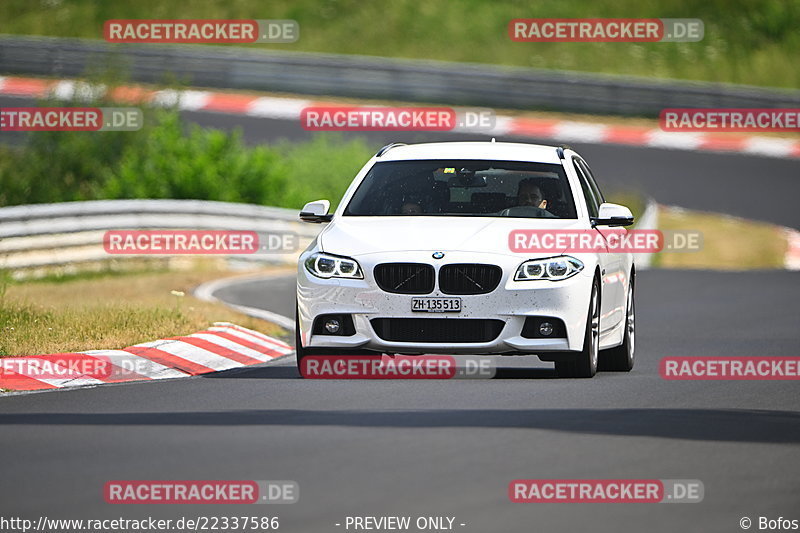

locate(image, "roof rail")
(375, 143), (407, 157)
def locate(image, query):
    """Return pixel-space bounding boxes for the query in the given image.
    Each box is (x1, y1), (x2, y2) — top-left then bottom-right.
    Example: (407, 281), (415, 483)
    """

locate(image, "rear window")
(343, 159), (577, 219)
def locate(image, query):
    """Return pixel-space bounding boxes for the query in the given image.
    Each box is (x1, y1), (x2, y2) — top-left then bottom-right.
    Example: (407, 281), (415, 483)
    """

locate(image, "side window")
(572, 159), (599, 218)
(577, 159), (605, 205)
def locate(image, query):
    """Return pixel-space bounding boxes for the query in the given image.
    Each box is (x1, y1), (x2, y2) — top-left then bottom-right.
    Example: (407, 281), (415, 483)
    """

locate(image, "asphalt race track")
(1, 96), (800, 533)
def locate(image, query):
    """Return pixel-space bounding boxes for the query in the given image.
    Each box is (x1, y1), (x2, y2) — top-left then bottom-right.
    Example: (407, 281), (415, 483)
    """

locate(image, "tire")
(555, 278), (599, 378)
(295, 306), (310, 378)
(599, 278), (635, 372)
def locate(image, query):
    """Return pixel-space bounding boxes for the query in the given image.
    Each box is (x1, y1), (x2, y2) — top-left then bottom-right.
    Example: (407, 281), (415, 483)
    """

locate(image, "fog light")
(539, 322), (554, 336)
(324, 319), (341, 334)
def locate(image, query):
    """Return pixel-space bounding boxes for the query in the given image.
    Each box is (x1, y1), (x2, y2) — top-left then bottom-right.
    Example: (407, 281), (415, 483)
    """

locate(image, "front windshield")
(343, 159), (577, 218)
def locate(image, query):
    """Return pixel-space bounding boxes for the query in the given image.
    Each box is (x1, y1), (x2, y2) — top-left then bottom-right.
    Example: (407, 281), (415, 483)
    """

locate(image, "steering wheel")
(499, 206), (557, 218)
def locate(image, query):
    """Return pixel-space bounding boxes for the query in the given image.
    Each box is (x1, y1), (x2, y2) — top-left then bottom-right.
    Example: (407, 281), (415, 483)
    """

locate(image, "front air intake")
(370, 318), (505, 343)
(438, 264), (502, 295)
(374, 263), (435, 294)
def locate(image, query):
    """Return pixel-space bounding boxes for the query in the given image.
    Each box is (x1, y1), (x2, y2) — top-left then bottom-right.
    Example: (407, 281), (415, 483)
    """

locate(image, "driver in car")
(500, 179), (556, 217)
(517, 180), (547, 209)
(518, 180), (548, 209)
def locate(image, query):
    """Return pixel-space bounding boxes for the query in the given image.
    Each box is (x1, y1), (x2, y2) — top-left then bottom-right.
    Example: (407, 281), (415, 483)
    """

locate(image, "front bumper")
(296, 250), (594, 355)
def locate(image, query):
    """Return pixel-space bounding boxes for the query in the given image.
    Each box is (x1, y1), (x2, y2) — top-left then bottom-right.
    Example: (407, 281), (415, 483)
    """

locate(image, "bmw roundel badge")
(432, 252), (445, 259)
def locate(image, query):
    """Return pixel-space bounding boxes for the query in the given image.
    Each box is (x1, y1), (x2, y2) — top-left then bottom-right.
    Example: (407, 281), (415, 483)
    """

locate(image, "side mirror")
(299, 200), (333, 223)
(591, 203), (635, 227)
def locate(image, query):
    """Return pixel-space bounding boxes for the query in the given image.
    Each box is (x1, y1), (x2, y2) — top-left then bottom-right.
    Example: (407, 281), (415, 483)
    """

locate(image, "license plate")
(411, 297), (462, 313)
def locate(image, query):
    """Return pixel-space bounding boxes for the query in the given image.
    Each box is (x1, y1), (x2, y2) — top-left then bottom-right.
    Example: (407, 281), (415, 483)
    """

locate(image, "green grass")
(1, 0), (798, 89)
(654, 206), (787, 269)
(9, 265), (170, 284)
(0, 102), (374, 209)
(605, 191), (646, 222)
(0, 268), (286, 357)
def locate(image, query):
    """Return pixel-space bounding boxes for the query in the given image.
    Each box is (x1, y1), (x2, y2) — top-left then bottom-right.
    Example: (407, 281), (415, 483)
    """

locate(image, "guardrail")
(0, 199), (321, 274)
(1, 35), (799, 116)
(1, 195), (660, 276)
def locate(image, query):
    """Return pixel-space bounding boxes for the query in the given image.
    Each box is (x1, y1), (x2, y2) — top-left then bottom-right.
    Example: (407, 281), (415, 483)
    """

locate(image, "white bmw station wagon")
(296, 141), (636, 378)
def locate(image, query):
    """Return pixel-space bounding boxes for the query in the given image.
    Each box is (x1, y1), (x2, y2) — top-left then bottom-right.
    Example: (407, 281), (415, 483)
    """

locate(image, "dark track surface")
(185, 107), (800, 229)
(2, 271), (799, 533)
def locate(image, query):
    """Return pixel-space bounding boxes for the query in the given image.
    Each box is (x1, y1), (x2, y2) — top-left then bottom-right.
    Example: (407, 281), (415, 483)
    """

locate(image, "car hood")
(319, 216), (585, 257)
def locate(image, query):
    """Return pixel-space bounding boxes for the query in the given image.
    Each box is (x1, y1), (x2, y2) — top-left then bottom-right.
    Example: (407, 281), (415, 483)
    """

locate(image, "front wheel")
(599, 278), (635, 372)
(295, 307), (310, 377)
(555, 279), (599, 378)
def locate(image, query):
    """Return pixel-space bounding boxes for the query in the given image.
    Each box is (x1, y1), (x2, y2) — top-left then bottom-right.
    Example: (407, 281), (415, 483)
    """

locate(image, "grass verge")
(606, 191), (646, 222)
(655, 206), (788, 269)
(0, 103), (374, 210)
(0, 266), (289, 357)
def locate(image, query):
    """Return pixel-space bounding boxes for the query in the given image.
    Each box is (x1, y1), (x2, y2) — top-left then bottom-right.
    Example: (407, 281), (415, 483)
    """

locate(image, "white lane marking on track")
(229, 325), (292, 351)
(742, 137), (797, 158)
(0, 357), (106, 388)
(188, 333), (275, 362)
(229, 324), (292, 347)
(552, 121), (609, 143)
(782, 228), (800, 271)
(247, 96), (310, 119)
(50, 80), (107, 101)
(488, 115), (514, 136)
(645, 130), (703, 149)
(50, 80), (77, 100)
(82, 349), (188, 379)
(139, 340), (244, 371)
(208, 326), (294, 353)
(151, 89), (211, 110)
(35, 376), (106, 387)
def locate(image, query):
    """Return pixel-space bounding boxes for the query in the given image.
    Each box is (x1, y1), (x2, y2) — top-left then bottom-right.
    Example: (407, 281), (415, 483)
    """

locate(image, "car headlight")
(514, 256), (584, 281)
(304, 252), (363, 279)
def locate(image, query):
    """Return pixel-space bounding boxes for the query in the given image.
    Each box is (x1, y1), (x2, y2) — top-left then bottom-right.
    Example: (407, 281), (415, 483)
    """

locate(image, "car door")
(572, 157), (624, 334)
